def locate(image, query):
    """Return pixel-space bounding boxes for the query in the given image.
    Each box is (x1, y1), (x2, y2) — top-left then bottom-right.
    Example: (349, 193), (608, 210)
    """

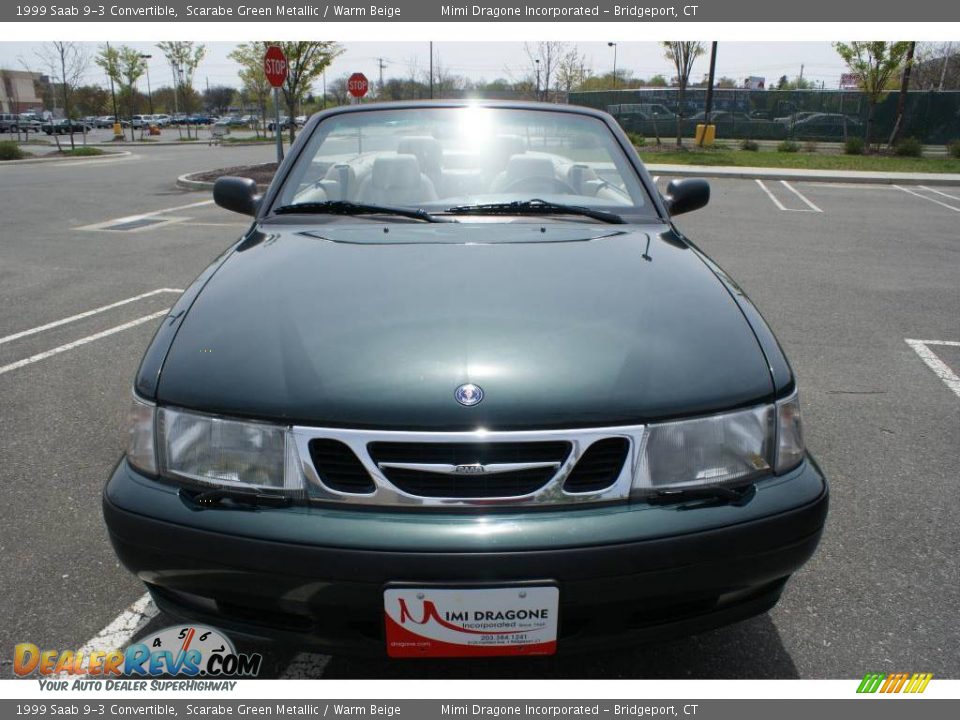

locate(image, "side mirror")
(664, 178), (710, 216)
(213, 176), (261, 216)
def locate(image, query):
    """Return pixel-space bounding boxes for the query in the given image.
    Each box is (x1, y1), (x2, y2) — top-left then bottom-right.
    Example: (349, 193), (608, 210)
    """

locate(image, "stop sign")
(348, 73), (369, 98)
(263, 46), (288, 88)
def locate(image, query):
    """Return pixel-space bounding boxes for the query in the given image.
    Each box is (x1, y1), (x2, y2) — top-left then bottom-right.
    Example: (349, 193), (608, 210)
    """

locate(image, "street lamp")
(139, 54), (153, 114)
(535, 58), (541, 101)
(608, 42), (618, 89)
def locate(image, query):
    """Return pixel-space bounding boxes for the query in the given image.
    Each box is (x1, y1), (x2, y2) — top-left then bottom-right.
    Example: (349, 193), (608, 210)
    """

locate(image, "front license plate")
(384, 585), (559, 658)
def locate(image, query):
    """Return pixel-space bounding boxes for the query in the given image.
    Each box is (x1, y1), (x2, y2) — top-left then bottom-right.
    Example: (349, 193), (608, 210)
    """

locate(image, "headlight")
(126, 395), (157, 475)
(633, 392), (806, 495)
(156, 407), (297, 493)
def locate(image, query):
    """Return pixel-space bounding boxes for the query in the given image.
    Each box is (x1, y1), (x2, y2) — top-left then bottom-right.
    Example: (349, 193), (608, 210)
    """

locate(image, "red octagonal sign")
(348, 72), (369, 98)
(264, 46), (288, 88)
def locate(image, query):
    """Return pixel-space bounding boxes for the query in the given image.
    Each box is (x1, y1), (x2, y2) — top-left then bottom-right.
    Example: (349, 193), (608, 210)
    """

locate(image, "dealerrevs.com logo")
(14, 625), (262, 685)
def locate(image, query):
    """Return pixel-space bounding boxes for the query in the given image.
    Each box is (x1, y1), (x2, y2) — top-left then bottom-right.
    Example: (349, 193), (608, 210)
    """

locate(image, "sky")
(0, 41), (849, 93)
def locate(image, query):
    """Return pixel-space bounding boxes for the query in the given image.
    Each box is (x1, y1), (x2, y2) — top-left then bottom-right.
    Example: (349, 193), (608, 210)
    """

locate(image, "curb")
(1, 149), (131, 166)
(177, 162), (278, 191)
(644, 163), (960, 186)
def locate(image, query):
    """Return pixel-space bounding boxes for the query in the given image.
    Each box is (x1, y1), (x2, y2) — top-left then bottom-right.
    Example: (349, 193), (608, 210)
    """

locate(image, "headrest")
(371, 154), (422, 190)
(505, 155), (556, 180)
(397, 136), (442, 169)
(492, 134), (527, 159)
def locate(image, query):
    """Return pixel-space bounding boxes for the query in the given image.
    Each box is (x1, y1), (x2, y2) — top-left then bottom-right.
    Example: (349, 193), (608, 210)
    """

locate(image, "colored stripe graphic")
(857, 672), (932, 693)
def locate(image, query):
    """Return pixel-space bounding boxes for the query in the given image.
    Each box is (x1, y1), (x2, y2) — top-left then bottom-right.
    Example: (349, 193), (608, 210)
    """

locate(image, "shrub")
(0, 141), (25, 161)
(803, 141), (819, 153)
(945, 140), (960, 159)
(740, 138), (759, 152)
(844, 137), (865, 155)
(777, 140), (801, 153)
(893, 137), (923, 157)
(627, 131), (645, 147)
(59, 146), (104, 157)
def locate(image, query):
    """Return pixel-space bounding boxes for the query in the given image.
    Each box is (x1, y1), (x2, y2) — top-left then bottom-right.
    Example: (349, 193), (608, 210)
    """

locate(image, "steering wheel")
(502, 175), (578, 195)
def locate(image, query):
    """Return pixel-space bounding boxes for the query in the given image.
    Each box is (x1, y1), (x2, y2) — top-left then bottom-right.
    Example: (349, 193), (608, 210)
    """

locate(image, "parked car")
(607, 102), (677, 121)
(791, 113), (863, 138)
(774, 111), (820, 125)
(104, 101), (827, 658)
(184, 114), (214, 125)
(267, 115), (294, 131)
(131, 114), (153, 128)
(295, 114), (307, 127)
(1, 113), (42, 133)
(42, 118), (92, 134)
(688, 110), (759, 124)
(94, 116), (130, 129)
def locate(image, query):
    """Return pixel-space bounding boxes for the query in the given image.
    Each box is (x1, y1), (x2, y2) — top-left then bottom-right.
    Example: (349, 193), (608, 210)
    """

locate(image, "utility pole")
(608, 42), (618, 89)
(535, 59), (541, 100)
(139, 54), (153, 114)
(799, 63), (804, 85)
(429, 41), (434, 99)
(703, 41), (718, 124)
(377, 57), (387, 95)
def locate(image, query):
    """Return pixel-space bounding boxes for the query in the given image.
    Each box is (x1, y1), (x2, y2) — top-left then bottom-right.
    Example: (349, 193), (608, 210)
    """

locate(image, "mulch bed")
(192, 162), (279, 186)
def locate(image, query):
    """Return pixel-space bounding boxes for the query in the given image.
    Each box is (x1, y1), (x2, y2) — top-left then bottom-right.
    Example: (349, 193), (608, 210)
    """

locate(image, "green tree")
(96, 44), (146, 140)
(266, 42), (344, 142)
(229, 43), (272, 136)
(156, 41), (206, 138)
(833, 41), (912, 149)
(662, 42), (705, 146)
(34, 41), (89, 150)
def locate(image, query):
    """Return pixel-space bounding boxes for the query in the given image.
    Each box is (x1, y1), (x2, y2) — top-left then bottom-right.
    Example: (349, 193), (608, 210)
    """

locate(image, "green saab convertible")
(104, 101), (827, 658)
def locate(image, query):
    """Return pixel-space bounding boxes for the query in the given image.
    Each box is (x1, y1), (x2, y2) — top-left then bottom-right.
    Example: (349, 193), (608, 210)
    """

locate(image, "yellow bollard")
(113, 122), (123, 139)
(694, 123), (716, 147)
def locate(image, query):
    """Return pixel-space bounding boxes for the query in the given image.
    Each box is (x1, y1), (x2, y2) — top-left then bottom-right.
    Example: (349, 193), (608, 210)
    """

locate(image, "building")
(0, 69), (44, 113)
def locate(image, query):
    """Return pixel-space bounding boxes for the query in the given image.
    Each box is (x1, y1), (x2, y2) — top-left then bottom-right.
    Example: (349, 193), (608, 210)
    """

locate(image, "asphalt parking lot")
(1, 144), (957, 679)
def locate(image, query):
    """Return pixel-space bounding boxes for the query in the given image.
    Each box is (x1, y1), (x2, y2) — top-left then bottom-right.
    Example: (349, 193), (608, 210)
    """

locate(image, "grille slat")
(308, 439), (376, 493)
(368, 441), (572, 498)
(563, 438), (630, 493)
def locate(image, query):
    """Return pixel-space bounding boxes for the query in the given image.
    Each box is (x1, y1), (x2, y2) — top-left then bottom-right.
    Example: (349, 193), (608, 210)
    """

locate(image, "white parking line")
(755, 179), (815, 212)
(58, 593), (158, 676)
(905, 339), (960, 398)
(0, 310), (169, 376)
(780, 181), (824, 213)
(0, 288), (182, 346)
(894, 185), (960, 212)
(77, 198), (216, 232)
(919, 185), (960, 202)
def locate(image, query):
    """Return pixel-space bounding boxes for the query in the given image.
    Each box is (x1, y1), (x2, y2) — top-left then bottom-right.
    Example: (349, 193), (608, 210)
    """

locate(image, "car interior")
(289, 133), (633, 208)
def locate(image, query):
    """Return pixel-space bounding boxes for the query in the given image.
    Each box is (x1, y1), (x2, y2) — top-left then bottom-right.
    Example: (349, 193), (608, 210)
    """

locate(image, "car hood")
(156, 223), (774, 429)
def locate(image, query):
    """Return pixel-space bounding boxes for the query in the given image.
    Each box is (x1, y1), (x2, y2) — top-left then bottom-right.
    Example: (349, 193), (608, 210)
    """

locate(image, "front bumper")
(103, 457), (828, 656)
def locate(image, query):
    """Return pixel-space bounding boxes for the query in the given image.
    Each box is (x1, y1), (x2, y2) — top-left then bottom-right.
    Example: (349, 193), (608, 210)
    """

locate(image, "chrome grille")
(290, 425), (644, 508)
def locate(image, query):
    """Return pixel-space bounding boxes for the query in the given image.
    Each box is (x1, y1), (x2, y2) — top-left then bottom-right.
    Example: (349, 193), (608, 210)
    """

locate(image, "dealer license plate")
(384, 585), (559, 658)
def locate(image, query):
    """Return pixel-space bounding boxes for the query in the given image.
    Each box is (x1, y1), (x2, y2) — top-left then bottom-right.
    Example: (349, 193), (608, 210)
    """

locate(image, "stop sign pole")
(264, 45), (288, 163)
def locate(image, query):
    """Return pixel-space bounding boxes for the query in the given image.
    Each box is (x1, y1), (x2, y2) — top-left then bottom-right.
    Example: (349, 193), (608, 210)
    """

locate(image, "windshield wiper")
(272, 200), (453, 223)
(446, 199), (625, 224)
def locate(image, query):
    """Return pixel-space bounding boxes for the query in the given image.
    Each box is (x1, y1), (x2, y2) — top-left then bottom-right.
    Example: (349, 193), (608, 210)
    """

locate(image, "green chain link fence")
(568, 88), (960, 145)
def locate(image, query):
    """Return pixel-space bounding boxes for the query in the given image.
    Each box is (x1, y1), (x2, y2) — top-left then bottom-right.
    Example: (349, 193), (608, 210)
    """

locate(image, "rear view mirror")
(214, 176), (261, 216)
(664, 178), (710, 216)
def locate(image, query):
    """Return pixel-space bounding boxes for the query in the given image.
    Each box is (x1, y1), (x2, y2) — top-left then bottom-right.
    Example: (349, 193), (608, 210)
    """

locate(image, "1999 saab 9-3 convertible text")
(103, 101), (828, 658)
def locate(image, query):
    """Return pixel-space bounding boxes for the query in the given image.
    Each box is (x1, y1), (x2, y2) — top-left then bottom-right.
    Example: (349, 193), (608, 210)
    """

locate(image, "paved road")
(1, 147), (957, 679)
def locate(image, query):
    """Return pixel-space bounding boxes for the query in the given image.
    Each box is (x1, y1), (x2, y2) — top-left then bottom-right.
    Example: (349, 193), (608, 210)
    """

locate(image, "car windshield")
(272, 106), (655, 220)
